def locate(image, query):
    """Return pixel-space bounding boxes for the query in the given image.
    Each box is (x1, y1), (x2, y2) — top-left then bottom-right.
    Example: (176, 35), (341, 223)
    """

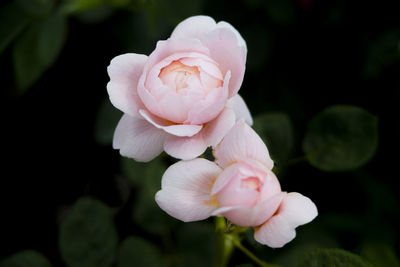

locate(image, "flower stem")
(214, 217), (234, 267)
(232, 239), (281, 267)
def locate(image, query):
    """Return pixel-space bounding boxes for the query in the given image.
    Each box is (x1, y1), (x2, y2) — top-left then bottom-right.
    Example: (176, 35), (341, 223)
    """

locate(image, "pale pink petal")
(227, 94), (253, 125)
(185, 71), (230, 125)
(277, 192), (318, 228)
(180, 57), (223, 80)
(215, 21), (247, 55)
(155, 158), (222, 222)
(157, 92), (193, 123)
(145, 39), (209, 73)
(170, 15), (217, 40)
(210, 164), (237, 195)
(139, 110), (202, 137)
(107, 53), (147, 117)
(113, 114), (166, 162)
(202, 107), (236, 148)
(253, 192), (318, 248)
(164, 132), (207, 160)
(203, 28), (246, 97)
(254, 212), (296, 248)
(220, 192), (285, 227)
(213, 120), (274, 169)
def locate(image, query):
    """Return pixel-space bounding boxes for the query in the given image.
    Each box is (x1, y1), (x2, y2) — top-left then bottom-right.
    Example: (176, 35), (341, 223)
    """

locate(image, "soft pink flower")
(107, 16), (252, 162)
(155, 120), (318, 247)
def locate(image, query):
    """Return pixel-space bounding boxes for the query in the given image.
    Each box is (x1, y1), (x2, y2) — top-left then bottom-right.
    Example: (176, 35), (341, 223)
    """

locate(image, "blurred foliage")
(13, 12), (67, 91)
(302, 105), (378, 172)
(0, 250), (52, 267)
(298, 248), (373, 267)
(59, 197), (118, 267)
(118, 236), (165, 267)
(94, 98), (122, 145)
(253, 112), (294, 171)
(360, 243), (400, 267)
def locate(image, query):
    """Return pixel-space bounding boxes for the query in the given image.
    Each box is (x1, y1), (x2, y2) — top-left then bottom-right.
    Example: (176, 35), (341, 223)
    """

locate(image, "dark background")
(1, 0), (399, 266)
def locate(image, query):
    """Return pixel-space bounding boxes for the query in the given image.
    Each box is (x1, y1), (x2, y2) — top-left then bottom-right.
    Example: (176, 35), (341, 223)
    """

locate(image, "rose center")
(159, 60), (200, 93)
(241, 177), (263, 192)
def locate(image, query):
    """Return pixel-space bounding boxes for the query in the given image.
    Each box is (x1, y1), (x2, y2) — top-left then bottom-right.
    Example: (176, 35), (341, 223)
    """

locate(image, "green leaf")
(0, 2), (29, 53)
(16, 0), (54, 18)
(62, 0), (107, 14)
(253, 112), (294, 166)
(94, 99), (122, 145)
(298, 248), (373, 267)
(364, 30), (400, 78)
(361, 243), (400, 267)
(38, 14), (67, 66)
(131, 158), (179, 234)
(176, 222), (215, 267)
(302, 105), (378, 171)
(59, 197), (118, 267)
(272, 226), (339, 267)
(0, 250), (52, 267)
(118, 236), (165, 267)
(121, 157), (179, 234)
(263, 0), (295, 25)
(13, 13), (67, 92)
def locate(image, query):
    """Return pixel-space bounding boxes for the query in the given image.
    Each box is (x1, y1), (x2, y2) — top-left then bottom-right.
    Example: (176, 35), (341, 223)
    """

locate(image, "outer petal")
(202, 27), (246, 97)
(155, 158), (222, 222)
(276, 192), (318, 228)
(107, 54), (147, 117)
(113, 114), (166, 162)
(227, 94), (253, 125)
(219, 192), (285, 227)
(215, 21), (247, 54)
(139, 110), (202, 137)
(213, 120), (274, 169)
(170, 15), (217, 40)
(254, 212), (296, 248)
(254, 192), (318, 248)
(202, 107), (236, 147)
(164, 132), (207, 160)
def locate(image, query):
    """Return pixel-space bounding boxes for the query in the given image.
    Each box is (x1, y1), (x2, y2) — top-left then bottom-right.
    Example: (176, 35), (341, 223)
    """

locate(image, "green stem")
(214, 217), (234, 267)
(232, 240), (281, 267)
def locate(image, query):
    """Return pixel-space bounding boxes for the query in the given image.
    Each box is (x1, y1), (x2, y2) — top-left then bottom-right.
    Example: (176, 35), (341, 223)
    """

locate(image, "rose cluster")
(107, 16), (317, 248)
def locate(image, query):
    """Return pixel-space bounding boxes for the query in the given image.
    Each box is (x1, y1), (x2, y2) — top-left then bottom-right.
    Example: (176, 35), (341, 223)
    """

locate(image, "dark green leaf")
(94, 99), (122, 145)
(118, 236), (165, 267)
(176, 222), (215, 267)
(59, 197), (118, 267)
(16, 0), (54, 18)
(272, 226), (339, 267)
(0, 2), (29, 53)
(122, 157), (179, 233)
(263, 0), (295, 25)
(0, 250), (52, 267)
(302, 105), (378, 171)
(298, 248), (373, 267)
(364, 30), (400, 77)
(253, 112), (293, 166)
(38, 14), (67, 67)
(62, 0), (107, 14)
(361, 243), (400, 267)
(13, 13), (67, 92)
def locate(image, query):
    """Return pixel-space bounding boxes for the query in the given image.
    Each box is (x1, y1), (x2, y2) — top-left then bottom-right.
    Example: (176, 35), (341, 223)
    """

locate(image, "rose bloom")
(156, 121), (318, 248)
(107, 16), (252, 162)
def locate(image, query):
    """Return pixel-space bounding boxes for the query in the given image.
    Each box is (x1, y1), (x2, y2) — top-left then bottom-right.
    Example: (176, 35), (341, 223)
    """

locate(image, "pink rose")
(155, 120), (318, 248)
(107, 16), (252, 162)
